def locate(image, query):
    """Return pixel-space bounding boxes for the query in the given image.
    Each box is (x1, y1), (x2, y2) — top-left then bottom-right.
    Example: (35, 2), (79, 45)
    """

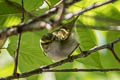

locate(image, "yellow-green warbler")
(40, 16), (80, 61)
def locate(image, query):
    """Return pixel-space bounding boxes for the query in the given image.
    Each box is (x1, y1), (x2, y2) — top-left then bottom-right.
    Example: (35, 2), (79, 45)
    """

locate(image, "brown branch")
(2, 68), (120, 80)
(27, 0), (80, 24)
(0, 38), (120, 80)
(13, 34), (22, 75)
(107, 43), (120, 63)
(0, 0), (115, 39)
(1, 67), (120, 80)
(64, 0), (116, 19)
(43, 68), (120, 72)
(0, 0), (80, 38)
(110, 48), (120, 63)
(13, 0), (24, 75)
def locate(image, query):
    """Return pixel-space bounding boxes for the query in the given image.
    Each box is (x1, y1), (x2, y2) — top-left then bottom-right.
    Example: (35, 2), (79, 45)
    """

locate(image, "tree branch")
(64, 0), (116, 19)
(0, 38), (120, 80)
(42, 68), (120, 72)
(13, 0), (24, 75)
(107, 43), (120, 63)
(0, 0), (115, 39)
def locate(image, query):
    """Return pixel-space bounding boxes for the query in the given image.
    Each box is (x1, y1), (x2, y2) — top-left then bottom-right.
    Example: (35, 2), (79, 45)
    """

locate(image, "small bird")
(40, 16), (80, 61)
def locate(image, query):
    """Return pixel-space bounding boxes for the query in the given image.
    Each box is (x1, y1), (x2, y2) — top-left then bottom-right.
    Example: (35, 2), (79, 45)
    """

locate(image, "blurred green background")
(0, 0), (120, 80)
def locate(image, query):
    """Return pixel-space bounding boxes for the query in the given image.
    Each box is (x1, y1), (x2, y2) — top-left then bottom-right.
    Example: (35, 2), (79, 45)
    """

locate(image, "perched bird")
(40, 16), (80, 61)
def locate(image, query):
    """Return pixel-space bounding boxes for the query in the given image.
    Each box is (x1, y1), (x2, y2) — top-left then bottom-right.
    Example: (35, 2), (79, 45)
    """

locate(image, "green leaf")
(0, 63), (14, 77)
(0, 51), (14, 77)
(72, 61), (107, 80)
(0, 1), (21, 48)
(0, 1), (21, 28)
(101, 31), (120, 68)
(113, 0), (120, 11)
(75, 27), (102, 68)
(7, 30), (52, 79)
(47, 0), (60, 7)
(92, 3), (120, 69)
(74, 1), (120, 69)
(10, 0), (43, 11)
(69, 1), (120, 31)
(0, 1), (21, 15)
(55, 62), (74, 80)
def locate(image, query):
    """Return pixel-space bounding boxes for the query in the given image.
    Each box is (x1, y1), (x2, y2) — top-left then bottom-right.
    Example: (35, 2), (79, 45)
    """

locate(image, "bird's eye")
(40, 33), (55, 44)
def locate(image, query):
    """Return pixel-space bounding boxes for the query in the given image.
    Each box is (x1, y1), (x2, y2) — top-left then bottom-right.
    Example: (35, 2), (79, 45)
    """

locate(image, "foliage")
(0, 0), (120, 80)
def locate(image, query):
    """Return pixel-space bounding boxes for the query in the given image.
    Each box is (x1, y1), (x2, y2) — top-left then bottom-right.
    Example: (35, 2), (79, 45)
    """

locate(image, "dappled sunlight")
(3, 15), (21, 27)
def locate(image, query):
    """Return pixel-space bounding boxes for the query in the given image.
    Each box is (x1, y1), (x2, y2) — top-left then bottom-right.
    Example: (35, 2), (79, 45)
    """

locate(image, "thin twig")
(43, 68), (120, 72)
(13, 0), (24, 75)
(13, 34), (22, 75)
(110, 48), (120, 63)
(64, 0), (116, 19)
(107, 43), (120, 63)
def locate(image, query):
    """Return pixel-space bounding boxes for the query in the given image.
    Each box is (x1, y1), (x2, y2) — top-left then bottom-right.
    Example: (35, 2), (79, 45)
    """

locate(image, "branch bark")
(64, 0), (116, 19)
(42, 68), (120, 72)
